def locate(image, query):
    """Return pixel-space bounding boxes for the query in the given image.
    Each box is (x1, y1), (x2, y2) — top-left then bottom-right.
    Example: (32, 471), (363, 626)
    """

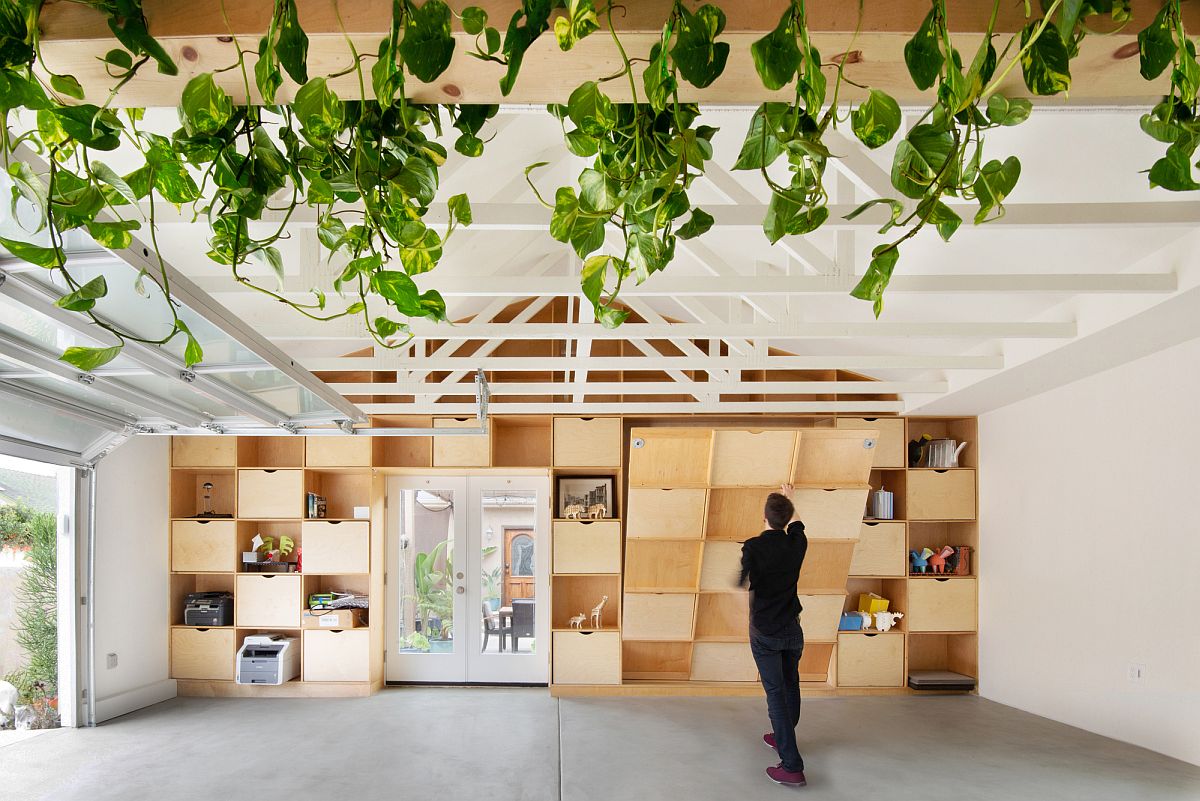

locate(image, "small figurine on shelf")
(857, 611), (874, 629)
(947, 545), (971, 576)
(590, 595), (609, 629)
(909, 547), (934, 574)
(908, 435), (933, 467)
(928, 546), (956, 574)
(874, 611), (904, 632)
(194, 481), (232, 519)
(563, 504), (585, 519)
(569, 613), (586, 629)
(257, 534), (296, 572)
(586, 503), (607, 519)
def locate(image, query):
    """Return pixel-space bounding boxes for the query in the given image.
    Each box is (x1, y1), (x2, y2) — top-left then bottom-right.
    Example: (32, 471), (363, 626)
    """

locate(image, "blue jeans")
(750, 627), (805, 773)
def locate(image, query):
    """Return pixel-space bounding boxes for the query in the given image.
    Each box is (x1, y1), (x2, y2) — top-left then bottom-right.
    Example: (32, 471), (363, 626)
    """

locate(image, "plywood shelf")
(624, 540), (702, 593)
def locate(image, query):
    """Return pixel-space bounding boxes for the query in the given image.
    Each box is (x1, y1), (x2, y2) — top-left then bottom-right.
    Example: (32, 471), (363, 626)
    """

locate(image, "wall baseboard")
(95, 679), (177, 724)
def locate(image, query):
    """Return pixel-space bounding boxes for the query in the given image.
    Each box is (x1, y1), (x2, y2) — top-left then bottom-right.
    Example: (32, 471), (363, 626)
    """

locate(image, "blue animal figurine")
(909, 547), (934, 574)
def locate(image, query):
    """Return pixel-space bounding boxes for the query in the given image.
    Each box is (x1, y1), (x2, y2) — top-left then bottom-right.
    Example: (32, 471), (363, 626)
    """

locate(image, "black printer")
(184, 591), (234, 626)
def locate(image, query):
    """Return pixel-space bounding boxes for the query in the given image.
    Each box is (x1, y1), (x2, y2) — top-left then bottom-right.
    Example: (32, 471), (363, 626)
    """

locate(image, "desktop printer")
(183, 591), (233, 627)
(236, 635), (300, 685)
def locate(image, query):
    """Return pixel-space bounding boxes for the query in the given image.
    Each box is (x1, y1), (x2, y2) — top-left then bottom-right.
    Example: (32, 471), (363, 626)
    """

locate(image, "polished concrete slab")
(3, 691), (1198, 801)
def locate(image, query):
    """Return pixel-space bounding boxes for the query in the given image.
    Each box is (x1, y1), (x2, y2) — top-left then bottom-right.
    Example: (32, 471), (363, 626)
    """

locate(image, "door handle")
(456, 586), (465, 594)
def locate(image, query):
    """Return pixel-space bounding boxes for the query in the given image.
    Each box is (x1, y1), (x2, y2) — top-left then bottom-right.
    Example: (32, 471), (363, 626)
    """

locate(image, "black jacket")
(739, 521), (808, 636)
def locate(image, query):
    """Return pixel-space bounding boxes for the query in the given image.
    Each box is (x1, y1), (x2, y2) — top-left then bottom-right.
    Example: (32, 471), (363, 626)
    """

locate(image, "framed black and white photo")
(556, 476), (615, 519)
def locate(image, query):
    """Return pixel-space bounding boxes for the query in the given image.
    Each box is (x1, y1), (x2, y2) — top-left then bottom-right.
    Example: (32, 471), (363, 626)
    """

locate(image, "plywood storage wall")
(622, 426), (877, 686)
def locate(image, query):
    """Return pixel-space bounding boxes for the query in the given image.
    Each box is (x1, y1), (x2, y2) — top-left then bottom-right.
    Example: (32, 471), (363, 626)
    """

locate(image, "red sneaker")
(763, 732), (776, 750)
(766, 764), (807, 787)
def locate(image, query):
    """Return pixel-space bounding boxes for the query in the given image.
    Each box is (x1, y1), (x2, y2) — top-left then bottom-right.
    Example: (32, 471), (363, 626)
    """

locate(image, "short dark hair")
(764, 493), (794, 530)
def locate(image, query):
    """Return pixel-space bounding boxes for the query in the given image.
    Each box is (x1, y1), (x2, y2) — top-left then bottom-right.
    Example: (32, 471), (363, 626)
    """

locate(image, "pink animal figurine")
(928, 546), (955, 574)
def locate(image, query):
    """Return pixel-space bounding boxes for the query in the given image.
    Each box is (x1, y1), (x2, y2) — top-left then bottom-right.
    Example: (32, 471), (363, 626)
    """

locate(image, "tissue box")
(838, 612), (865, 631)
(857, 592), (890, 614)
(353, 506), (370, 520)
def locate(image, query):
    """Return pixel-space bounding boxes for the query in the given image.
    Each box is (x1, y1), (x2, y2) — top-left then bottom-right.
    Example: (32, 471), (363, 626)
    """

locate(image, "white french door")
(385, 475), (550, 684)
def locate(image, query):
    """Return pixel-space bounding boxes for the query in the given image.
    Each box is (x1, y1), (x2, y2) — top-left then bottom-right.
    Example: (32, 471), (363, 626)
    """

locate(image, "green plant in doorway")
(4, 509), (58, 714)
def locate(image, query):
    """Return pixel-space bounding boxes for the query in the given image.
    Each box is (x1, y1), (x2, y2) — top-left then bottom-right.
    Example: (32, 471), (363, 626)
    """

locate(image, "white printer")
(236, 635), (300, 685)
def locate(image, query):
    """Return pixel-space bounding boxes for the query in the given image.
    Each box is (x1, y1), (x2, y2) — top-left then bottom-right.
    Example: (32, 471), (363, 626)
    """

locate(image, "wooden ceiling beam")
(34, 1), (1190, 107)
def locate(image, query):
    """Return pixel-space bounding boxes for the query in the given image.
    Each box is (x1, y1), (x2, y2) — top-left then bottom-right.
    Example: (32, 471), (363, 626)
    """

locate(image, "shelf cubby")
(866, 468), (907, 521)
(843, 578), (908, 632)
(172, 436), (236, 468)
(908, 632), (978, 679)
(906, 417), (978, 468)
(705, 487), (766, 541)
(236, 520), (302, 571)
(169, 573), (236, 626)
(798, 641), (836, 682)
(624, 540), (702, 593)
(699, 541), (742, 591)
(622, 641), (693, 681)
(908, 521), (977, 576)
(693, 591), (749, 642)
(492, 415), (553, 467)
(170, 469), (236, 519)
(690, 641), (759, 681)
(305, 470), (371, 520)
(237, 437), (304, 468)
(370, 416), (433, 467)
(551, 574), (620, 629)
(305, 436), (372, 468)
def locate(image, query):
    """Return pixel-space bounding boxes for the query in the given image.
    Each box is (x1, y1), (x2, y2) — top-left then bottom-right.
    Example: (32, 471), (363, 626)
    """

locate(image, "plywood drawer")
(709, 429), (797, 487)
(171, 520), (236, 573)
(237, 469), (304, 519)
(793, 429), (877, 485)
(796, 541), (856, 593)
(908, 470), (976, 520)
(626, 540), (702, 592)
(837, 632), (905, 687)
(171, 627), (235, 680)
(798, 593), (846, 642)
(553, 521), (622, 573)
(553, 417), (622, 467)
(628, 428), (712, 487)
(849, 522), (906, 577)
(553, 631), (621, 684)
(691, 642), (758, 682)
(622, 593), (696, 641)
(433, 418), (490, 467)
(303, 629), (370, 682)
(836, 418), (905, 469)
(908, 577), (977, 632)
(792, 488), (869, 539)
(172, 436), (235, 467)
(305, 436), (372, 467)
(699, 541), (742, 591)
(235, 574), (301, 628)
(626, 488), (707, 539)
(302, 520), (370, 574)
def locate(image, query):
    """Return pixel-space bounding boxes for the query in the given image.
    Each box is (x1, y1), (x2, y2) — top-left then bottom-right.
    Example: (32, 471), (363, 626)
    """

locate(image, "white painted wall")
(93, 437), (174, 721)
(979, 336), (1200, 766)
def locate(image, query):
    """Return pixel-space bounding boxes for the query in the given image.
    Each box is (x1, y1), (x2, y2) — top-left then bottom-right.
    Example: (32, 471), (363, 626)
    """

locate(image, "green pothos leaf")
(402, 0), (456, 83)
(553, 0), (599, 51)
(904, 7), (943, 91)
(851, 89), (901, 149)
(0, 237), (62, 268)
(54, 276), (108, 312)
(850, 245), (901, 318)
(751, 7), (801, 91)
(1020, 21), (1071, 96)
(1138, 4), (1174, 81)
(60, 345), (123, 371)
(670, 4), (730, 89)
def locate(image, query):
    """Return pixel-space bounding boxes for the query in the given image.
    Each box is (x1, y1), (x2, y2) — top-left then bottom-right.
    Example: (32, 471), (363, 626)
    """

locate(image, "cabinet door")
(553, 631), (621, 684)
(302, 521), (370, 574)
(237, 469), (304, 519)
(849, 522), (906, 577)
(303, 629), (370, 682)
(793, 430), (878, 485)
(171, 520), (236, 573)
(626, 488), (707, 539)
(433, 418), (490, 467)
(622, 593), (697, 641)
(235, 574), (301, 628)
(709, 429), (797, 487)
(553, 417), (622, 467)
(836, 418), (905, 469)
(837, 632), (905, 687)
(792, 488), (869, 539)
(305, 436), (372, 467)
(798, 593), (846, 642)
(552, 521), (622, 573)
(908, 470), (976, 520)
(627, 428), (712, 487)
(172, 437), (235, 467)
(908, 578), (977, 632)
(171, 627), (235, 680)
(690, 642), (758, 682)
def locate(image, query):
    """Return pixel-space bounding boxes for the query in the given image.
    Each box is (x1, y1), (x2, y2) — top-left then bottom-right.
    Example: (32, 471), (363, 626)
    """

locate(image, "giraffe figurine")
(590, 595), (609, 629)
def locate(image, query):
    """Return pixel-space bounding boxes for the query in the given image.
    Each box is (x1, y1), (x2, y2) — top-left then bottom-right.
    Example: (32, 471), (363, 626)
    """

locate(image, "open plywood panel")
(693, 591), (749, 642)
(798, 642), (837, 682)
(798, 593), (846, 642)
(623, 641), (694, 680)
(624, 540), (703, 593)
(908, 633), (978, 678)
(622, 593), (697, 641)
(699, 541), (743, 591)
(626, 488), (707, 539)
(705, 487), (770, 541)
(791, 488), (869, 539)
(796, 540), (857, 594)
(628, 428), (713, 487)
(691, 642), (758, 682)
(708, 429), (797, 487)
(793, 429), (879, 486)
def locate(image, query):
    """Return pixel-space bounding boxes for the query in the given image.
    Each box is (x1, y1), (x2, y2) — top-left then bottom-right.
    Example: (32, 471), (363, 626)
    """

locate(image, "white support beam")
(359, 401), (905, 414)
(186, 272), (1179, 297)
(269, 320), (1077, 341)
(300, 354), (1004, 371)
(327, 379), (946, 395)
(141, 201), (1200, 230)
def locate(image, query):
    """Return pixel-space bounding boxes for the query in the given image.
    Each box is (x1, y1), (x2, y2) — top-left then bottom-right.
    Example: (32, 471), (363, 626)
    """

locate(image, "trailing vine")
(0, 1), (1194, 368)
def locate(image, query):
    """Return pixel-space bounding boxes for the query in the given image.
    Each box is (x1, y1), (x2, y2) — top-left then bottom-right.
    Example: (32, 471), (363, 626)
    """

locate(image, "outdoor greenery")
(4, 507), (57, 708)
(0, 1), (1192, 365)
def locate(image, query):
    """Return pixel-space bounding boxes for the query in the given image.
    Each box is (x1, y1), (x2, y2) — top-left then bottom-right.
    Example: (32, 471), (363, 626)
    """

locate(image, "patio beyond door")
(385, 475), (550, 684)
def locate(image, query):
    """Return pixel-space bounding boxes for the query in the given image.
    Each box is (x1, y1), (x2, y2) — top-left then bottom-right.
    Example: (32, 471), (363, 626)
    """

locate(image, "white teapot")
(874, 611), (904, 632)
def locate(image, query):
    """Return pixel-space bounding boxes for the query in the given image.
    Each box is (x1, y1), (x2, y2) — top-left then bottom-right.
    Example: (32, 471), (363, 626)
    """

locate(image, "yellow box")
(857, 592), (890, 614)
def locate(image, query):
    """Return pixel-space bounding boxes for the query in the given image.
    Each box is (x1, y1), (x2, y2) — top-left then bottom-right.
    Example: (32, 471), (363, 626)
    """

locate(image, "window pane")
(396, 489), (455, 655)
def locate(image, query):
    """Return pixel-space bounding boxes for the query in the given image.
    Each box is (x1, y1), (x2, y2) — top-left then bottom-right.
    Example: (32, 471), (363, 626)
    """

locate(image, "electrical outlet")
(106, 653), (118, 670)
(1128, 663), (1145, 682)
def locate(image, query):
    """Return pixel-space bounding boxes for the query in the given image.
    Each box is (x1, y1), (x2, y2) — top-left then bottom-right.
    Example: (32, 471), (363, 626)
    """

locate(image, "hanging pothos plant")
(0, 0), (1194, 367)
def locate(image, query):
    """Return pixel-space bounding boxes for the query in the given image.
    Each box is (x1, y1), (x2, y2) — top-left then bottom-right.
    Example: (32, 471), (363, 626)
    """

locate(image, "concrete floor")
(2, 691), (1198, 801)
